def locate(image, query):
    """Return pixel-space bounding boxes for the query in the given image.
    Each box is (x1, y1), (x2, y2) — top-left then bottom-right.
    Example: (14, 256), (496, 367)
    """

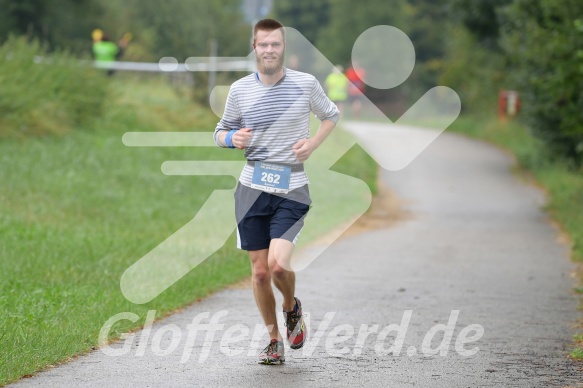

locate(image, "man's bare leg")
(268, 238), (307, 350)
(268, 238), (296, 312)
(249, 248), (282, 341)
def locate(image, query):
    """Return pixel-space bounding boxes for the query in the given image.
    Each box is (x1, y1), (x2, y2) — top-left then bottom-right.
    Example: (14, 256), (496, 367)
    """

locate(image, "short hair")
(253, 18), (285, 43)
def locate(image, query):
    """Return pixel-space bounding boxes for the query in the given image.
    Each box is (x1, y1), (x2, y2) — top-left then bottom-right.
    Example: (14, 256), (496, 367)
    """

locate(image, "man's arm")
(213, 86), (246, 148)
(293, 119), (336, 162)
(293, 76), (340, 162)
(216, 128), (252, 149)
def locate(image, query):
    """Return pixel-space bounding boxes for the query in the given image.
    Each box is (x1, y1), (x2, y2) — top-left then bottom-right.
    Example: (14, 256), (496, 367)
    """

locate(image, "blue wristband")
(225, 129), (237, 148)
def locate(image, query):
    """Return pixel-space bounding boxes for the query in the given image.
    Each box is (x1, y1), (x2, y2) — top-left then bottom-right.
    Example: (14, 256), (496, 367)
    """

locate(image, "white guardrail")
(94, 58), (255, 73)
(33, 56), (255, 72)
(33, 56), (255, 97)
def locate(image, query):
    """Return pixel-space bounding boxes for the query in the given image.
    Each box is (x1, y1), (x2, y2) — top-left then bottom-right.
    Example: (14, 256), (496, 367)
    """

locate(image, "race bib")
(251, 162), (291, 193)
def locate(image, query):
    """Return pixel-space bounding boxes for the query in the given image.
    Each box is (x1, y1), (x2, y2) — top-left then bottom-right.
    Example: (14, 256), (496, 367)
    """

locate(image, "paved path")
(12, 124), (583, 387)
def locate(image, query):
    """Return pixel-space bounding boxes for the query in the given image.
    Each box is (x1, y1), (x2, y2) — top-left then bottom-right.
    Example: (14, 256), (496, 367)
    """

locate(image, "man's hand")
(293, 138), (317, 162)
(232, 128), (252, 149)
(292, 119), (335, 162)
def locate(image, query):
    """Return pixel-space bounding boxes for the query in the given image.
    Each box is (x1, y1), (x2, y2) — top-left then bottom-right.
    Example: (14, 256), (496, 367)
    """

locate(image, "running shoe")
(284, 297), (306, 349)
(258, 339), (285, 365)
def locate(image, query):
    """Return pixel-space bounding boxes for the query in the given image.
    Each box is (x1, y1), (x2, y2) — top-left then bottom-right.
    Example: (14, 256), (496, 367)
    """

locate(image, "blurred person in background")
(92, 29), (130, 75)
(345, 61), (366, 118)
(325, 65), (348, 115)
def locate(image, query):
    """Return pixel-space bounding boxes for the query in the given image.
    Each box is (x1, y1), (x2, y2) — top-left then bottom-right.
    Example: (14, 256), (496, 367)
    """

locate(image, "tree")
(317, 0), (406, 67)
(450, 0), (512, 50)
(438, 0), (513, 112)
(0, 0), (48, 43)
(398, 0), (450, 101)
(273, 0), (330, 46)
(316, 0), (456, 110)
(499, 0), (583, 162)
(131, 0), (250, 61)
(0, 0), (105, 53)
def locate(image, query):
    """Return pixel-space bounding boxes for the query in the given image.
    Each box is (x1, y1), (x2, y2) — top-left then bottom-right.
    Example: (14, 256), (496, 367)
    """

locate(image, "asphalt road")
(12, 124), (583, 387)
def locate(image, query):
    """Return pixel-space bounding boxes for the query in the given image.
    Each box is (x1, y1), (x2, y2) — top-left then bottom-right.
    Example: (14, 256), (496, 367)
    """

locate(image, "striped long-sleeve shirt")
(214, 68), (339, 191)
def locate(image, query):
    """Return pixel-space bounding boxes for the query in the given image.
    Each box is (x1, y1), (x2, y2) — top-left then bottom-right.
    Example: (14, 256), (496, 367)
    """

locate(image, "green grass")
(0, 37), (109, 138)
(570, 348), (583, 360)
(446, 114), (583, 359)
(0, 75), (377, 385)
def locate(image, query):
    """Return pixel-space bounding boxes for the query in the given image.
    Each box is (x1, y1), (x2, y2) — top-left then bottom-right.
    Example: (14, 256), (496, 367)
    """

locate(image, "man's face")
(254, 29), (285, 75)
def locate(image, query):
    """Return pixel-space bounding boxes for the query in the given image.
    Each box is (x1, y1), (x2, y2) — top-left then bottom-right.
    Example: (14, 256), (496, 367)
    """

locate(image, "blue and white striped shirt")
(214, 68), (339, 190)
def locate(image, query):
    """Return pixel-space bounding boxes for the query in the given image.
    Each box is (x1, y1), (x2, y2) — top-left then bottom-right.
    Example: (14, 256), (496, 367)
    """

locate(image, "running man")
(213, 18), (339, 365)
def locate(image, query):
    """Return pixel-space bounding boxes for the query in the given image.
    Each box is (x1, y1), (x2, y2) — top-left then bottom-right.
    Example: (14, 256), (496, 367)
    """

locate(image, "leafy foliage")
(273, 0), (330, 46)
(130, 0), (250, 61)
(446, 0), (583, 165)
(499, 0), (583, 163)
(1, 0), (582, 163)
(0, 0), (251, 60)
(0, 0), (104, 53)
(315, 0), (406, 68)
(450, 0), (511, 50)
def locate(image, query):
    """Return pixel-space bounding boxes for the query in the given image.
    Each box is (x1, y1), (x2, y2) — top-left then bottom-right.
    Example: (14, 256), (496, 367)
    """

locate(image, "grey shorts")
(234, 183), (311, 251)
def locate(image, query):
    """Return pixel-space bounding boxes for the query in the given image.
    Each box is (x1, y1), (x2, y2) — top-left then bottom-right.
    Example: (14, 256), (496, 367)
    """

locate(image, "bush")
(499, 0), (583, 164)
(0, 36), (109, 137)
(438, 26), (507, 115)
